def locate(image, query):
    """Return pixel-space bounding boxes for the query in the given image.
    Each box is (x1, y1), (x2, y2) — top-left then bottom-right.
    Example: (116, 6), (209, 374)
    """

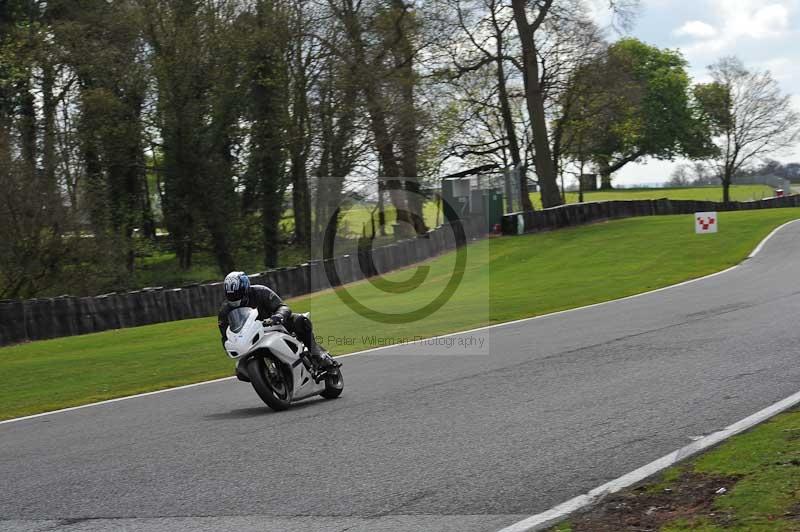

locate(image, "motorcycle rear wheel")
(247, 356), (291, 411)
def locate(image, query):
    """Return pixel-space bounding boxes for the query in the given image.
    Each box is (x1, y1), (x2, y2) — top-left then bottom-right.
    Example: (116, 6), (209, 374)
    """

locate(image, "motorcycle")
(223, 307), (343, 411)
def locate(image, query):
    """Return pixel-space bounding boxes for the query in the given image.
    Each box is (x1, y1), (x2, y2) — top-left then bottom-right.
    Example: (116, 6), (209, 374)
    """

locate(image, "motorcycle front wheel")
(247, 356), (291, 411)
(320, 367), (344, 399)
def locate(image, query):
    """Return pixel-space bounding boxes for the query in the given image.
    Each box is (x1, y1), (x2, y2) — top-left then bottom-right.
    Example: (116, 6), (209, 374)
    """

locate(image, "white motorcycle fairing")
(224, 307), (327, 402)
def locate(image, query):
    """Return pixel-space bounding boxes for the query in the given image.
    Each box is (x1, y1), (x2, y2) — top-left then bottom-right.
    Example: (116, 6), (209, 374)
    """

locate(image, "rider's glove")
(269, 313), (285, 325)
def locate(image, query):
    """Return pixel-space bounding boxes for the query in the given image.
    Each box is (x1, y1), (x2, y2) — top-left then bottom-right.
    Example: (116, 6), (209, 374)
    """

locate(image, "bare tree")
(667, 165), (691, 187)
(436, 0), (605, 212)
(696, 57), (800, 203)
(510, 0), (562, 207)
(440, 0), (534, 210)
(510, 0), (638, 207)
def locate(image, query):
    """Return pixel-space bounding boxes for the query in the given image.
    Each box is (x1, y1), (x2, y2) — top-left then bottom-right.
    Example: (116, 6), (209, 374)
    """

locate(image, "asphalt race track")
(3, 221), (800, 532)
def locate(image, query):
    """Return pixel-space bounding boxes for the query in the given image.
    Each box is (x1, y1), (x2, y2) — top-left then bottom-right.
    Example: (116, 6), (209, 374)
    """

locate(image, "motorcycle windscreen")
(228, 307), (255, 334)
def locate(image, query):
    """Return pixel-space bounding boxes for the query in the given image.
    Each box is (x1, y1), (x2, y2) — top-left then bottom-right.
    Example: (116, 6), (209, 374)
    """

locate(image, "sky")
(588, 0), (800, 186)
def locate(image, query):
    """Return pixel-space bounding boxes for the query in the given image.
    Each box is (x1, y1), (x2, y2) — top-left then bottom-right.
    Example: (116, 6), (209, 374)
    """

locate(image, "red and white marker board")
(695, 212), (718, 234)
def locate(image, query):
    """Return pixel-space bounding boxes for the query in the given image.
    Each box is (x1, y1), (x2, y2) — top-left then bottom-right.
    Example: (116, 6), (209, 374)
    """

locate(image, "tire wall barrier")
(500, 194), (800, 236)
(0, 217), (487, 346)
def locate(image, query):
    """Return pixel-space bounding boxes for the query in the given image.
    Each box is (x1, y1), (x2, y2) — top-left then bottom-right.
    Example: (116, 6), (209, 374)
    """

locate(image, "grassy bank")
(530, 185), (775, 209)
(132, 186), (773, 291)
(2, 208), (800, 420)
(551, 408), (800, 531)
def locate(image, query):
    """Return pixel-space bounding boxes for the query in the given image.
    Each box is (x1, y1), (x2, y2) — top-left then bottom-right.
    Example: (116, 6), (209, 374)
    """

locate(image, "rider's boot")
(308, 344), (339, 371)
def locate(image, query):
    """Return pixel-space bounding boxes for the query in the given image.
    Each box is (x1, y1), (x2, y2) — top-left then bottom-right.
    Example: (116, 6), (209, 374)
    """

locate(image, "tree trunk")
(511, 0), (561, 209)
(722, 169), (731, 204)
(81, 117), (106, 236)
(141, 169), (156, 240)
(0, 121), (9, 169)
(392, 0), (427, 235)
(292, 162), (311, 247)
(313, 48), (359, 248)
(377, 179), (387, 236)
(0, 73), (10, 165)
(179, 228), (193, 270)
(598, 160), (613, 190)
(289, 84), (311, 248)
(19, 78), (37, 174)
(341, 4), (411, 236)
(262, 189), (284, 268)
(42, 63), (57, 192)
(204, 154), (237, 274)
(496, 52), (533, 212)
(363, 82), (411, 237)
(289, 35), (312, 249)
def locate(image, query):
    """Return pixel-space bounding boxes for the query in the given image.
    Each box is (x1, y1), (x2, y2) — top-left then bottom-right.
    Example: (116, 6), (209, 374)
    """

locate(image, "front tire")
(247, 356), (291, 411)
(321, 367), (344, 399)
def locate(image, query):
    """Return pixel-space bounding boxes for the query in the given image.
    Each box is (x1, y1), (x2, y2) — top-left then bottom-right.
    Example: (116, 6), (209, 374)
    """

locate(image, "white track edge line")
(0, 377), (235, 425)
(748, 218), (797, 257)
(3, 217), (798, 426)
(496, 388), (800, 532)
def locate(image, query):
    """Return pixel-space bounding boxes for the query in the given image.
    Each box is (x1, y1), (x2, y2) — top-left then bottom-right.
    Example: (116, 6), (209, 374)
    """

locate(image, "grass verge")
(550, 408), (800, 531)
(2, 208), (800, 420)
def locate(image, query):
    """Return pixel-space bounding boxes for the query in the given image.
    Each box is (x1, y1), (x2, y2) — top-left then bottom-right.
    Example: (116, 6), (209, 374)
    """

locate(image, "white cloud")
(611, 0), (800, 181)
(674, 0), (794, 60)
(674, 20), (717, 39)
(714, 0), (790, 39)
(682, 38), (728, 57)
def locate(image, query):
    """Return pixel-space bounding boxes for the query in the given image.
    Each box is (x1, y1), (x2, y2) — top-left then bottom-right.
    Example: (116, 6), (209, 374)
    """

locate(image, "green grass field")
(530, 185), (776, 209)
(133, 202), (443, 290)
(131, 186), (773, 291)
(3, 208), (800, 420)
(285, 201), (443, 238)
(552, 408), (800, 531)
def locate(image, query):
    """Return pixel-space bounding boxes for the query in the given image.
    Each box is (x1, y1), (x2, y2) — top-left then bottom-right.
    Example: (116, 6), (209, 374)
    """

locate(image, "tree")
(695, 57), (800, 203)
(566, 38), (714, 189)
(0, 2), (75, 297)
(509, 1), (632, 206)
(738, 159), (800, 181)
(143, 0), (242, 272)
(542, 13), (608, 201)
(325, 0), (429, 237)
(57, 0), (151, 273)
(441, 0), (534, 211)
(667, 165), (691, 187)
(543, 6), (607, 195)
(436, 0), (607, 212)
(287, 1), (315, 249)
(511, 0), (562, 207)
(389, 0), (428, 235)
(245, 0), (291, 268)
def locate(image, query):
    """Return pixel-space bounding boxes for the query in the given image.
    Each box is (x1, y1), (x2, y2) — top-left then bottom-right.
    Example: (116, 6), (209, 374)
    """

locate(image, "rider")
(218, 271), (337, 374)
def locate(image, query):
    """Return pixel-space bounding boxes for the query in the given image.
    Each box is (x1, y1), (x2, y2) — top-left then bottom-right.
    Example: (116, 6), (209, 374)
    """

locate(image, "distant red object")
(492, 223), (502, 234)
(775, 188), (785, 197)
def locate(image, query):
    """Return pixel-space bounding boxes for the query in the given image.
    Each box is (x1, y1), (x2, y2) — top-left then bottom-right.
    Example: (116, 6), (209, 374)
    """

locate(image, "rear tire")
(321, 367), (344, 399)
(247, 356), (291, 411)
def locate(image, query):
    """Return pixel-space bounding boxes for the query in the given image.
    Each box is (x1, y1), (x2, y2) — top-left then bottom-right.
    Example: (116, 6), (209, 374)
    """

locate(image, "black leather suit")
(217, 285), (322, 355)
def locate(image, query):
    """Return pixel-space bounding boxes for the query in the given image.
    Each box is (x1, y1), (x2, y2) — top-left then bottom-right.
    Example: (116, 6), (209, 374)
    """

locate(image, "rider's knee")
(293, 313), (312, 333)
